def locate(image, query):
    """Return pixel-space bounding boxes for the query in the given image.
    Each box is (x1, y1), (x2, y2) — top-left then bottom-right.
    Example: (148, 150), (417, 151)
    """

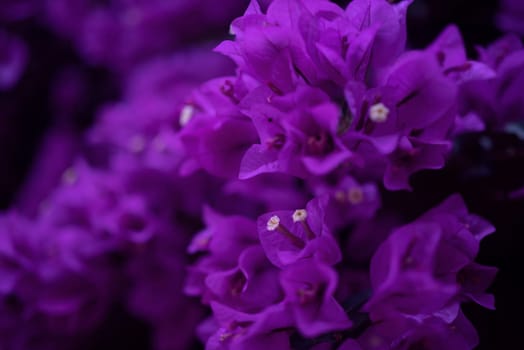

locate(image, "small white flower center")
(219, 331), (233, 342)
(292, 209), (308, 223)
(267, 215), (281, 231)
(179, 105), (195, 126)
(369, 103), (389, 123)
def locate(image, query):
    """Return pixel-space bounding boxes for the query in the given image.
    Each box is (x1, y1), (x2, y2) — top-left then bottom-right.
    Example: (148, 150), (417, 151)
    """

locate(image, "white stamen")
(369, 103), (389, 123)
(292, 209), (308, 223)
(267, 215), (281, 231)
(179, 105), (195, 126)
(219, 332), (233, 342)
(129, 135), (145, 153)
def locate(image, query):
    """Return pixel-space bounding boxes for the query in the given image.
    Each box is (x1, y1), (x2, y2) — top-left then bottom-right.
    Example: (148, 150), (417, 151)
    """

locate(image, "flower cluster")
(0, 46), (235, 349)
(188, 193), (495, 349)
(43, 0), (246, 74)
(1, 0), (519, 349)
(187, 198), (349, 348)
(361, 195), (496, 350)
(181, 0), (506, 349)
(180, 0), (498, 191)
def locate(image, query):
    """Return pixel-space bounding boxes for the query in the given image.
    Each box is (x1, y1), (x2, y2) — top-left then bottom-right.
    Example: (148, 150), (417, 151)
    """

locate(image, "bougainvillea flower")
(240, 85), (352, 178)
(280, 259), (351, 337)
(367, 194), (495, 320)
(257, 196), (341, 268)
(357, 310), (478, 350)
